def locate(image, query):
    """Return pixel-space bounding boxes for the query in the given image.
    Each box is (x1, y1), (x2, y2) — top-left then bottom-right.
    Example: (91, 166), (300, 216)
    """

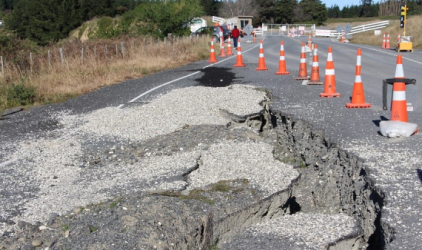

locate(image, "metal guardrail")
(349, 20), (390, 34)
(315, 20), (390, 37)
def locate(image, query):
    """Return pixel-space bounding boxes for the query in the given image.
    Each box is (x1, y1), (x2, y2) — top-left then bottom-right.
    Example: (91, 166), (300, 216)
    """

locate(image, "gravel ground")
(0, 84), (359, 249)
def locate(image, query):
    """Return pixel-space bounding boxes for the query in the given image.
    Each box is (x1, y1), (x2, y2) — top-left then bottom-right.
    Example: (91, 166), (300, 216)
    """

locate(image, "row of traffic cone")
(209, 38), (415, 134)
(382, 33), (391, 49)
(208, 38), (235, 63)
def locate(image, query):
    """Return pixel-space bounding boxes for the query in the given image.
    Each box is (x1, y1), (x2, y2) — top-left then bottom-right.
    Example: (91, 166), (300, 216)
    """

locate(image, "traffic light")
(400, 5), (406, 28)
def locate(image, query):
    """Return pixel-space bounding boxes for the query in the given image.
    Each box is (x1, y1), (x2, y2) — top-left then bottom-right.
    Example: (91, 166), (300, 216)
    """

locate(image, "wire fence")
(0, 35), (203, 80)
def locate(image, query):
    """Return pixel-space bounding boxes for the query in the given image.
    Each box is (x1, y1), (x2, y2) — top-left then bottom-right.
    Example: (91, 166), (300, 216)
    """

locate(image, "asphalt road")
(1, 34), (422, 249)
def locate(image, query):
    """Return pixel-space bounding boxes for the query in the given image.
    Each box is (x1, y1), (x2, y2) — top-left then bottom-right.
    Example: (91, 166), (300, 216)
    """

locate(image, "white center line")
(118, 42), (260, 108)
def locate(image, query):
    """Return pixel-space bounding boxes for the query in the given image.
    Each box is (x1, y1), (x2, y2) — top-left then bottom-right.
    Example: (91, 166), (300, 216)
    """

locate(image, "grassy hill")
(349, 15), (422, 50)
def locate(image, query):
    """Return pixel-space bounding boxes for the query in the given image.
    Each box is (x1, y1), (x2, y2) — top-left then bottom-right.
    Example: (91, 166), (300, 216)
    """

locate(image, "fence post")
(1, 56), (4, 79)
(81, 48), (84, 64)
(59, 48), (64, 64)
(121, 42), (125, 59)
(47, 50), (51, 67)
(105, 44), (108, 59)
(30, 53), (33, 73)
(115, 44), (118, 57)
(94, 46), (97, 59)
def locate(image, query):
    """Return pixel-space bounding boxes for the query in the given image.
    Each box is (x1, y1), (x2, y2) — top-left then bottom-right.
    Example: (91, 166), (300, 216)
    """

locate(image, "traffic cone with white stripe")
(379, 55), (418, 137)
(397, 34), (401, 49)
(320, 47), (340, 97)
(295, 42), (309, 80)
(226, 38), (233, 56)
(219, 35), (226, 57)
(390, 55), (408, 122)
(382, 33), (386, 48)
(275, 41), (289, 75)
(208, 39), (217, 63)
(256, 40), (268, 71)
(308, 44), (322, 85)
(234, 39), (245, 67)
(346, 48), (371, 108)
(307, 34), (312, 48)
(385, 33), (391, 49)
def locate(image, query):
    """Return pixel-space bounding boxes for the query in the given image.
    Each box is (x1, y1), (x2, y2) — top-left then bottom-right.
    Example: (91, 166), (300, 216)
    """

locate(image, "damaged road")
(1, 84), (389, 249)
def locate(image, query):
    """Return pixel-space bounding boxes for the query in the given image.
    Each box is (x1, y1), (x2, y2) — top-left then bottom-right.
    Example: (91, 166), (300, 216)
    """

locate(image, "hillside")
(351, 15), (422, 49)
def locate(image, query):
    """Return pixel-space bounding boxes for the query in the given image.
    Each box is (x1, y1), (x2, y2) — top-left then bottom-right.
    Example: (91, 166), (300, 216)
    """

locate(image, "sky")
(322, 0), (363, 9)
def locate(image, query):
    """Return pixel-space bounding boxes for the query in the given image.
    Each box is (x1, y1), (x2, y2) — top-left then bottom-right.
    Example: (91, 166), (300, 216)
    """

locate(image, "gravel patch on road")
(1, 85), (268, 233)
(1, 84), (361, 249)
(64, 85), (267, 141)
(187, 140), (298, 197)
(223, 212), (358, 250)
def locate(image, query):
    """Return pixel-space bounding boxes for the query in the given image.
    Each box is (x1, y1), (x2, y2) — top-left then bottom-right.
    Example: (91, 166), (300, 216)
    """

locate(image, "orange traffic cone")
(307, 34), (312, 48)
(397, 34), (401, 49)
(295, 42), (309, 80)
(320, 47), (340, 98)
(390, 55), (408, 122)
(346, 48), (371, 108)
(275, 41), (289, 75)
(379, 54), (418, 137)
(382, 33), (386, 48)
(309, 44), (322, 85)
(234, 39), (245, 67)
(253, 34), (256, 43)
(208, 39), (217, 63)
(256, 40), (268, 71)
(219, 38), (226, 57)
(385, 33), (391, 49)
(226, 38), (233, 56)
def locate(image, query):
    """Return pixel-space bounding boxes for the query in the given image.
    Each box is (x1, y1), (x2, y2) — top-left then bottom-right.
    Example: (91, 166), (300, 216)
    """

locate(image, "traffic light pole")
(400, 2), (406, 36)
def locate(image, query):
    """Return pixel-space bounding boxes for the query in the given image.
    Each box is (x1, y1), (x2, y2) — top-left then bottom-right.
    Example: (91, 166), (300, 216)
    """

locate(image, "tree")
(200, 0), (222, 16)
(6, 0), (59, 45)
(220, 0), (257, 18)
(274, 0), (297, 23)
(79, 0), (114, 20)
(131, 0), (204, 37)
(327, 4), (341, 18)
(253, 0), (277, 23)
(295, 0), (327, 25)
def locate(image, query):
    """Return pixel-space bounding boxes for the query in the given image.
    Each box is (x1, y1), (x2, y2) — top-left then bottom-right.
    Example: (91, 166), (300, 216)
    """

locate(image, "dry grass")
(0, 35), (211, 113)
(350, 15), (422, 49)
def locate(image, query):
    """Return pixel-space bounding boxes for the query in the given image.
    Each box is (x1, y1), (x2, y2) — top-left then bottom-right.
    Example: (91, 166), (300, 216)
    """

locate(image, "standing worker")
(231, 25), (240, 49)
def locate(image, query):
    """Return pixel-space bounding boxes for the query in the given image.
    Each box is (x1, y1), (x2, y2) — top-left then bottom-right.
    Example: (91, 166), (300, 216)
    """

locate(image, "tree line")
(0, 0), (421, 47)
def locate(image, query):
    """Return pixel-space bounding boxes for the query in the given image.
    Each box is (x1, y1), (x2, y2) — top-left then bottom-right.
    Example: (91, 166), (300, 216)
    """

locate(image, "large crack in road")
(0, 85), (391, 249)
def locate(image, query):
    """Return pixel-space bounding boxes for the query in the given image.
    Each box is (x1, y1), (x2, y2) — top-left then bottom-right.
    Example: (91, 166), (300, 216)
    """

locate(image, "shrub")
(7, 82), (36, 106)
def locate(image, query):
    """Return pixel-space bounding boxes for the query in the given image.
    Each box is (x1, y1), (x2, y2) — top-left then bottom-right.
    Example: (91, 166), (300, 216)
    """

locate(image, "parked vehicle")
(189, 17), (207, 33)
(191, 25), (231, 43)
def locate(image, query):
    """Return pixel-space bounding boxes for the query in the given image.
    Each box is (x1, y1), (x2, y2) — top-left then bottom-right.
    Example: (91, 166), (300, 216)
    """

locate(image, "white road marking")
(344, 43), (422, 65)
(118, 43), (260, 108)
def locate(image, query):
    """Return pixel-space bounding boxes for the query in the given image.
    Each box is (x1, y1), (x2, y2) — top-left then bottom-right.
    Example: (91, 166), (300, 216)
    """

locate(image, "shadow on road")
(417, 169), (422, 183)
(372, 116), (389, 128)
(195, 67), (240, 87)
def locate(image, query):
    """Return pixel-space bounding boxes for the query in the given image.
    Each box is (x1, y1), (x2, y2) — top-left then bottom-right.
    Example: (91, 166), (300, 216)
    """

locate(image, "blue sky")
(322, 0), (363, 9)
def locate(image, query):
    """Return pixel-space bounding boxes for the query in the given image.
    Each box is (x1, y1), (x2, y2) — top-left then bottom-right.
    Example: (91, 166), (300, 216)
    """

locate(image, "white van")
(190, 18), (207, 33)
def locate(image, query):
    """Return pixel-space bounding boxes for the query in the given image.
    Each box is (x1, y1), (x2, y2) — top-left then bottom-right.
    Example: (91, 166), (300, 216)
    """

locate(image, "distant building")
(225, 16), (253, 30)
